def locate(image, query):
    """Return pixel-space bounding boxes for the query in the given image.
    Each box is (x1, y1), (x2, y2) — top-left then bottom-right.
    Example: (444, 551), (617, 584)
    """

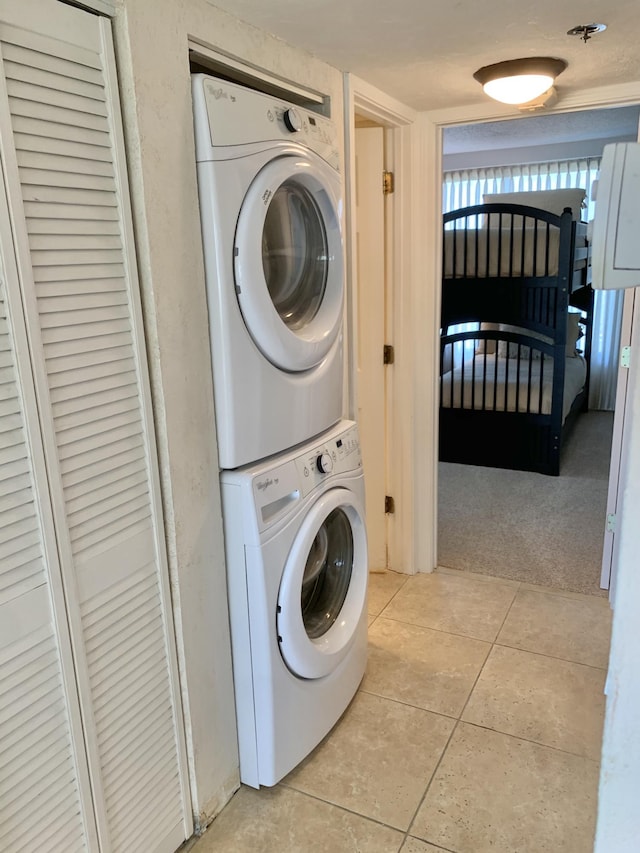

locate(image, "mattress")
(443, 226), (588, 279)
(440, 354), (587, 421)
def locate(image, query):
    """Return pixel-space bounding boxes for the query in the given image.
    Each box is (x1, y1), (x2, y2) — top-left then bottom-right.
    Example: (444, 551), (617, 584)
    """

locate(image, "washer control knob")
(316, 452), (333, 474)
(283, 108), (302, 133)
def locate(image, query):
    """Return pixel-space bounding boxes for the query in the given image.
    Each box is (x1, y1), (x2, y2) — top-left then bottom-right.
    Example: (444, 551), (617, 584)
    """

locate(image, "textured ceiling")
(443, 105), (640, 154)
(209, 0), (640, 112)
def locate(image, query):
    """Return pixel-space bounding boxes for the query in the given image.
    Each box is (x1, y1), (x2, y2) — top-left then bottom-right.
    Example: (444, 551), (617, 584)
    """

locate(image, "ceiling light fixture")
(473, 57), (568, 105)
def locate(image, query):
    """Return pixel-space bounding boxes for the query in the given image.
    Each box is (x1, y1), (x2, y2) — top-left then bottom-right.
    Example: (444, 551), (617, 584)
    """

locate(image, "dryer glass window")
(262, 181), (328, 331)
(301, 507), (353, 639)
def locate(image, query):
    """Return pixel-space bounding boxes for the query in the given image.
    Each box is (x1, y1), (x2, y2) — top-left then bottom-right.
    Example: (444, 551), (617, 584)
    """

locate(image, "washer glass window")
(301, 507), (353, 639)
(262, 180), (328, 331)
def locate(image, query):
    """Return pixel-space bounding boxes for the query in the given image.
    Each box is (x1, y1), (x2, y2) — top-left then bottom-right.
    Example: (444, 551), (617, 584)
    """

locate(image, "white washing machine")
(192, 74), (345, 469)
(220, 420), (368, 787)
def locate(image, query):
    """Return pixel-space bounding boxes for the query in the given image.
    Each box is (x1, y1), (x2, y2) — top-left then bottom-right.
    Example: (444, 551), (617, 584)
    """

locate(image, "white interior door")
(600, 120), (640, 598)
(601, 288), (636, 595)
(355, 126), (387, 571)
(0, 1), (191, 850)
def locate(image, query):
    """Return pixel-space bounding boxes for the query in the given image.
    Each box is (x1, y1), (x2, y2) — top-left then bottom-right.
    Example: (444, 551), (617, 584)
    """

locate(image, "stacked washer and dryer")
(192, 75), (368, 788)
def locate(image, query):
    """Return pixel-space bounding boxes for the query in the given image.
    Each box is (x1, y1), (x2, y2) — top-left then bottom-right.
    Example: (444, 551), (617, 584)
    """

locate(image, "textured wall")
(112, 0), (344, 828)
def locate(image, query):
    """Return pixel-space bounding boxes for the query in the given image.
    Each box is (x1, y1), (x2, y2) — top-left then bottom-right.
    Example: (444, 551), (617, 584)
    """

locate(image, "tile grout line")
(456, 585), (520, 722)
(356, 686), (471, 722)
(455, 719), (603, 764)
(277, 778), (413, 837)
(370, 611), (609, 671)
(437, 565), (609, 605)
(371, 612), (508, 645)
(401, 717), (463, 851)
(368, 572), (410, 619)
(493, 638), (610, 671)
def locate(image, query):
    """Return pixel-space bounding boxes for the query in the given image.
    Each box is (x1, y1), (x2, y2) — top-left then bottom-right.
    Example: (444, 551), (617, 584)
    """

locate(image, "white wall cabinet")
(0, 1), (191, 851)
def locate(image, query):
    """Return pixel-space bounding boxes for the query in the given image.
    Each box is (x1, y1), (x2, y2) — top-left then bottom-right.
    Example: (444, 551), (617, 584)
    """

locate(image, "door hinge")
(620, 345), (631, 368)
(383, 344), (395, 365)
(383, 170), (394, 195)
(385, 495), (395, 514)
(606, 513), (616, 533)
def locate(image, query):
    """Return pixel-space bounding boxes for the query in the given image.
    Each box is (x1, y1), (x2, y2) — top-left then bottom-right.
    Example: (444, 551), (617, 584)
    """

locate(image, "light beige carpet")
(437, 411), (614, 596)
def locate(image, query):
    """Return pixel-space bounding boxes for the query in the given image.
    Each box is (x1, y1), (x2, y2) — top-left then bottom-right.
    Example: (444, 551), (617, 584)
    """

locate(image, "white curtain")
(443, 159), (622, 410)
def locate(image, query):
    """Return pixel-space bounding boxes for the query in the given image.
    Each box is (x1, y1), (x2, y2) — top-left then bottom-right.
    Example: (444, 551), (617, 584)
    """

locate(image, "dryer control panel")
(192, 74), (341, 171)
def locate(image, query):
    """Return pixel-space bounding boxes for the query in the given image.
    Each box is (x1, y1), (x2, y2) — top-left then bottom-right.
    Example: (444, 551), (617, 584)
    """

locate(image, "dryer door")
(277, 487), (367, 680)
(234, 152), (344, 372)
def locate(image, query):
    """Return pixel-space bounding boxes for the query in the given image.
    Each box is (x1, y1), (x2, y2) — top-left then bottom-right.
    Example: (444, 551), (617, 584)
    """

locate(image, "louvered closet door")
(0, 2), (191, 851)
(0, 234), (98, 850)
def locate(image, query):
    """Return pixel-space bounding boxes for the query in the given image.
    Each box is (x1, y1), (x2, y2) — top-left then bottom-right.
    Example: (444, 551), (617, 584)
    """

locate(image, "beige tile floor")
(186, 567), (611, 853)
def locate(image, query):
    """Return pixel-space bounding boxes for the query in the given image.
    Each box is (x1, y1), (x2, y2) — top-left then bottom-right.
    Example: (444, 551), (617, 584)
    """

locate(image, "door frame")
(344, 73), (422, 573)
(420, 81), (640, 574)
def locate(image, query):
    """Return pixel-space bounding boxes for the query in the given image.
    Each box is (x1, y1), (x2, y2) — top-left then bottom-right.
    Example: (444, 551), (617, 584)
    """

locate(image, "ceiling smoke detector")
(567, 23), (607, 43)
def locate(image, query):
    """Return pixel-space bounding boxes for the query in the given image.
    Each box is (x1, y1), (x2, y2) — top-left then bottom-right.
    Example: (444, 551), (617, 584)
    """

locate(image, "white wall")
(594, 291), (640, 853)
(111, 0), (344, 829)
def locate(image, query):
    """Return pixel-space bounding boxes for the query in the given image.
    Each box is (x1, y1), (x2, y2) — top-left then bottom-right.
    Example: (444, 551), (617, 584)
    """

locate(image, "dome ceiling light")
(473, 57), (568, 106)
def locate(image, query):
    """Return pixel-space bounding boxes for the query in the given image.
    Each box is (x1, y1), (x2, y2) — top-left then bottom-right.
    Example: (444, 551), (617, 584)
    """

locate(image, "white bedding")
(443, 226), (588, 279)
(440, 354), (587, 421)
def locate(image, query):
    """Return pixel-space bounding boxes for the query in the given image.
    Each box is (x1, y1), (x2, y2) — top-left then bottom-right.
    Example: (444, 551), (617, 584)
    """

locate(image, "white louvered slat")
(31, 233), (123, 253)
(0, 482), (31, 513)
(4, 58), (106, 102)
(9, 94), (108, 134)
(49, 355), (136, 391)
(51, 388), (139, 428)
(65, 465), (148, 516)
(37, 264), (126, 286)
(16, 131), (114, 163)
(48, 342), (134, 377)
(43, 328), (132, 360)
(6, 75), (108, 117)
(21, 169), (116, 195)
(0, 3), (190, 850)
(29, 217), (121, 236)
(52, 379), (140, 419)
(57, 403), (140, 446)
(18, 147), (116, 178)
(24, 198), (120, 221)
(15, 115), (112, 151)
(0, 20), (102, 72)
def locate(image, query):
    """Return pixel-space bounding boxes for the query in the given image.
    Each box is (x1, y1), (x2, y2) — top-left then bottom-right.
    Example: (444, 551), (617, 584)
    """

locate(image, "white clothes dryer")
(192, 74), (345, 469)
(220, 420), (368, 787)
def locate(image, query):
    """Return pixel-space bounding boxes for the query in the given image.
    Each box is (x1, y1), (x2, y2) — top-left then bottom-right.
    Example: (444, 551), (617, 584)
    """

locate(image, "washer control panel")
(295, 422), (361, 497)
(237, 421), (362, 534)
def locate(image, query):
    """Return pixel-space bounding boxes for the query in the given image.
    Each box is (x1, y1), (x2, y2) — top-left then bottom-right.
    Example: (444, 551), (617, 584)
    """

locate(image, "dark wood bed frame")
(440, 203), (594, 476)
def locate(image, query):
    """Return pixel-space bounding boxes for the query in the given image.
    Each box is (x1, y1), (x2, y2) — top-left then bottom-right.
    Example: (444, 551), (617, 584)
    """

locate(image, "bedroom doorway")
(436, 104), (640, 597)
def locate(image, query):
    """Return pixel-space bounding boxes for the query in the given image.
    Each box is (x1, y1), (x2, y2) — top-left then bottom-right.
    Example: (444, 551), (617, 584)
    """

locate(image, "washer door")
(234, 152), (344, 372)
(277, 487), (367, 680)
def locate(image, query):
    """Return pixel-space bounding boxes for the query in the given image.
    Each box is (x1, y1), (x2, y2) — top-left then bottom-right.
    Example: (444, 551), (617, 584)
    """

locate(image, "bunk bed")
(440, 188), (594, 476)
